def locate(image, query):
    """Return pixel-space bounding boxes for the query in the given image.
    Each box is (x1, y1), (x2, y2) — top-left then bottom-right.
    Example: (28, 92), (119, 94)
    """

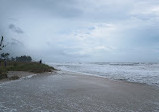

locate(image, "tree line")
(11, 55), (32, 62)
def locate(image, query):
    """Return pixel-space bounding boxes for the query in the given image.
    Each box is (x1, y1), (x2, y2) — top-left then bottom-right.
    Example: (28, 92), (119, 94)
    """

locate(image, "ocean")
(50, 62), (159, 87)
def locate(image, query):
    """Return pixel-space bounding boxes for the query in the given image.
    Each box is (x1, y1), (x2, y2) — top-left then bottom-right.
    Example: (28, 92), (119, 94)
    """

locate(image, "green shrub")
(0, 61), (55, 80)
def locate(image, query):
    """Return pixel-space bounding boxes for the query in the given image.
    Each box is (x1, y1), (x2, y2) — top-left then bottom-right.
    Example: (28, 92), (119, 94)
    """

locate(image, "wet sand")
(0, 70), (159, 112)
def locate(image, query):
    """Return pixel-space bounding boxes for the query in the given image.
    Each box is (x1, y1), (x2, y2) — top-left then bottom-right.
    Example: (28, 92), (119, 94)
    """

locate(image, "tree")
(1, 53), (10, 60)
(0, 36), (8, 77)
(16, 55), (32, 62)
(0, 36), (5, 51)
(1, 53), (5, 59)
(0, 36), (9, 67)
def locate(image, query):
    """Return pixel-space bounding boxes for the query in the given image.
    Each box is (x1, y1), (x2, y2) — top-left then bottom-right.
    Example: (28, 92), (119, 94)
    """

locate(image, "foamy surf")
(50, 62), (159, 87)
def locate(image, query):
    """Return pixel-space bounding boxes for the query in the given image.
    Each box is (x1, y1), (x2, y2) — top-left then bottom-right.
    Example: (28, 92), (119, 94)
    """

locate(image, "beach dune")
(0, 71), (159, 112)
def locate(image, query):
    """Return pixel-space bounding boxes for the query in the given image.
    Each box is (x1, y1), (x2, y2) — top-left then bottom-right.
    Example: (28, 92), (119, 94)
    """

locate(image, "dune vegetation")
(0, 61), (55, 80)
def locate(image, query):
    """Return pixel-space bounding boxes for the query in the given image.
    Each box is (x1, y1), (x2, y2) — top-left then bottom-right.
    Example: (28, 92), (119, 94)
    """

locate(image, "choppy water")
(50, 62), (159, 87)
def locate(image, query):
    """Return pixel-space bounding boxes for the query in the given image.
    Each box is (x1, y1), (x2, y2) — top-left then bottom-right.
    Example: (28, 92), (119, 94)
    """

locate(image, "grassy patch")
(0, 61), (55, 80)
(7, 62), (55, 73)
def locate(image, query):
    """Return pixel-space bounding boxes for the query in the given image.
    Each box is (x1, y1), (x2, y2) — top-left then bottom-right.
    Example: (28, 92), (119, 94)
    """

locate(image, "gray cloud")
(0, 0), (159, 62)
(9, 38), (24, 46)
(8, 24), (24, 34)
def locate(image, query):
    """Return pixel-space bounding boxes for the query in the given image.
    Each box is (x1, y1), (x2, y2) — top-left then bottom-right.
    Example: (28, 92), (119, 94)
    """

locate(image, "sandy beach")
(0, 70), (159, 112)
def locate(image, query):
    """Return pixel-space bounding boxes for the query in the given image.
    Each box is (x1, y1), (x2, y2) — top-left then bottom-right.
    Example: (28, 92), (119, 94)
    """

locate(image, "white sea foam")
(50, 62), (159, 87)
(20, 74), (37, 79)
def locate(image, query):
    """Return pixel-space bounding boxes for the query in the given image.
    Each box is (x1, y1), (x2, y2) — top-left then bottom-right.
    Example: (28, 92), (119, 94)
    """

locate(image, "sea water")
(50, 62), (159, 87)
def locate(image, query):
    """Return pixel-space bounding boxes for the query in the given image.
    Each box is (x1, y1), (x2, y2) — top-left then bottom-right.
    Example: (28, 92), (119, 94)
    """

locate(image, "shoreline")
(1, 69), (159, 90)
(57, 69), (159, 89)
(52, 62), (159, 88)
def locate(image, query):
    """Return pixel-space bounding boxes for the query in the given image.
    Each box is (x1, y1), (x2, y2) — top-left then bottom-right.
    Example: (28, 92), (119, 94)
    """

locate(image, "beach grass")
(7, 61), (55, 73)
(0, 61), (55, 80)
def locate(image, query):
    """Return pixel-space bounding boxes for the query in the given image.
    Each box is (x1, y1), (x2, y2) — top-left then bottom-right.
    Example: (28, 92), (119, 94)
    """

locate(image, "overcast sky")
(0, 0), (159, 62)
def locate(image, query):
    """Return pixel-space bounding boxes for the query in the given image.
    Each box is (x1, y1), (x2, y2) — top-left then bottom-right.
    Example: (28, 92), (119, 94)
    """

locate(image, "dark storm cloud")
(8, 24), (24, 34)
